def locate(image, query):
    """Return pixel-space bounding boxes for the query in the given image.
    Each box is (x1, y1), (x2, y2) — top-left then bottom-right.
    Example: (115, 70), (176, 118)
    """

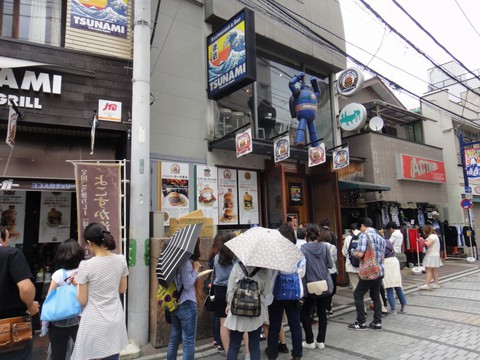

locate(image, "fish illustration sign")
(338, 103), (367, 132)
(70, 0), (128, 38)
(207, 8), (256, 100)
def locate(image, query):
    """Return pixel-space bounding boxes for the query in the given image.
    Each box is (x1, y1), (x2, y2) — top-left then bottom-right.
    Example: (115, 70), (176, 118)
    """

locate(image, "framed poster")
(196, 165), (219, 225)
(289, 183), (303, 206)
(160, 162), (190, 225)
(238, 170), (259, 225)
(39, 192), (71, 243)
(218, 168), (239, 225)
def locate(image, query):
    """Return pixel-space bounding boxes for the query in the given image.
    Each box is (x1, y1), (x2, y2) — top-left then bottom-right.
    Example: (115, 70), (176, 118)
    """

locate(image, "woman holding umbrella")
(166, 239), (202, 360)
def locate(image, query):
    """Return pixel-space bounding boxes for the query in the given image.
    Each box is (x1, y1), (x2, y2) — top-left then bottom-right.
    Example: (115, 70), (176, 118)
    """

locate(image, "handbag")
(306, 280), (328, 295)
(359, 234), (381, 280)
(0, 316), (32, 353)
(41, 269), (82, 322)
(203, 270), (215, 312)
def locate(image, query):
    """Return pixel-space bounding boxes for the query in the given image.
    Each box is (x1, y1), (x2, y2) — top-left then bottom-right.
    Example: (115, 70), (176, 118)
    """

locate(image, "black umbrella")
(156, 223), (203, 286)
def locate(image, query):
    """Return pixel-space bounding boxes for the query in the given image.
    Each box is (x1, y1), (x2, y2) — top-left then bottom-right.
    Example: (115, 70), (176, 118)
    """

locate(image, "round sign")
(336, 68), (364, 96)
(339, 103), (367, 131)
(460, 199), (473, 209)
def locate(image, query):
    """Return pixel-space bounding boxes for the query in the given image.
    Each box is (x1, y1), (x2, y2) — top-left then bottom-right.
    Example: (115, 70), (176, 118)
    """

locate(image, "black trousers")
(48, 324), (78, 360)
(353, 276), (383, 324)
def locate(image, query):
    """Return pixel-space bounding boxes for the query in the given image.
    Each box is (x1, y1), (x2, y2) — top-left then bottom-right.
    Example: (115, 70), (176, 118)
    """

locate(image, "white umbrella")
(226, 227), (303, 272)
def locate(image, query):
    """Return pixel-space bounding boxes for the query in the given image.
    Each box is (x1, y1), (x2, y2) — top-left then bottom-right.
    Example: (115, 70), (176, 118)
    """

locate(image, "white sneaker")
(418, 284), (430, 290)
(430, 284), (440, 289)
(316, 342), (325, 350)
(302, 341), (316, 349)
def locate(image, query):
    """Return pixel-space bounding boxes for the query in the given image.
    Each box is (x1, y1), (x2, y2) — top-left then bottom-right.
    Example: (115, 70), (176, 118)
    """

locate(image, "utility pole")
(128, 0), (151, 347)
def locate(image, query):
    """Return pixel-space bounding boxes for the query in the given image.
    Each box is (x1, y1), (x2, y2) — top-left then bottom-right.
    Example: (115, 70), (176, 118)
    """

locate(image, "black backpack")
(231, 263), (261, 317)
(347, 232), (360, 267)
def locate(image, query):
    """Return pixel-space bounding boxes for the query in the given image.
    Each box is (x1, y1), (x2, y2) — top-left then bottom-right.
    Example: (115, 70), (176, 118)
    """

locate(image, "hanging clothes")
(417, 209), (425, 227)
(456, 225), (464, 246)
(390, 205), (400, 227)
(407, 228), (421, 253)
(381, 206), (390, 228)
(446, 226), (458, 247)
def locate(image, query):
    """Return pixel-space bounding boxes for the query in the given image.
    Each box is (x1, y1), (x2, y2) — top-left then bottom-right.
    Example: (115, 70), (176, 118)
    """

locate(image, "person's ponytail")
(84, 223), (116, 250)
(102, 231), (116, 251)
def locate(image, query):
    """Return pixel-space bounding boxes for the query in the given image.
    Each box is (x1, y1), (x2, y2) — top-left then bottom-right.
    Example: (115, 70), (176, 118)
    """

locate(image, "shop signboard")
(218, 168), (238, 225)
(238, 170), (259, 225)
(396, 154), (446, 183)
(196, 165), (219, 225)
(0, 191), (26, 245)
(74, 163), (122, 256)
(206, 8), (256, 100)
(465, 147), (480, 179)
(98, 99), (122, 122)
(274, 135), (290, 163)
(236, 127), (253, 158)
(160, 162), (190, 225)
(70, 0), (128, 38)
(308, 143), (326, 167)
(38, 192), (71, 243)
(333, 147), (350, 170)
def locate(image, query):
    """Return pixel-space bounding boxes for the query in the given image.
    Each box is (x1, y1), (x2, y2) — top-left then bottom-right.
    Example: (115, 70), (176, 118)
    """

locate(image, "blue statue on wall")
(289, 72), (320, 146)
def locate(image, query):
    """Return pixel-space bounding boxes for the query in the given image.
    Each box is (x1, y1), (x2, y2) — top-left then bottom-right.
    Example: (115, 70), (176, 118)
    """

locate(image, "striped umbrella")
(156, 223), (203, 286)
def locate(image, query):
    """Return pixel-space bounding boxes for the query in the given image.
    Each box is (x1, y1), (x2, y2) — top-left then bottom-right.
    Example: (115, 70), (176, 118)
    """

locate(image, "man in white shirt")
(386, 222), (403, 253)
(342, 223), (361, 290)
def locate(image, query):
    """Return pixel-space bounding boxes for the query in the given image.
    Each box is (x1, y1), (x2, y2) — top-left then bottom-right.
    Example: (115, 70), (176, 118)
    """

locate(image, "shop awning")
(338, 180), (391, 192)
(0, 56), (47, 68)
(0, 56), (95, 77)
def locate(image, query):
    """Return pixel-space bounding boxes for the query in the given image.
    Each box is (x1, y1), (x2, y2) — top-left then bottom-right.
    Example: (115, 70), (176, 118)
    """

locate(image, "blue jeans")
(213, 316), (221, 345)
(227, 327), (261, 360)
(386, 287), (407, 310)
(101, 355), (119, 360)
(267, 299), (303, 359)
(167, 300), (198, 360)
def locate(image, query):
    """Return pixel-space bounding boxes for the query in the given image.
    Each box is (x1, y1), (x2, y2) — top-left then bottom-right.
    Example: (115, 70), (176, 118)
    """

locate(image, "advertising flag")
(274, 135), (290, 163)
(6, 104), (17, 148)
(333, 147), (350, 170)
(308, 143), (326, 167)
(236, 127), (253, 158)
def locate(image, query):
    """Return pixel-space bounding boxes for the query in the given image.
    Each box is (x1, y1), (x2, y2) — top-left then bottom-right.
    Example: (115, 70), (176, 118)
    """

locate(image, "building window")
(1, 0), (63, 46)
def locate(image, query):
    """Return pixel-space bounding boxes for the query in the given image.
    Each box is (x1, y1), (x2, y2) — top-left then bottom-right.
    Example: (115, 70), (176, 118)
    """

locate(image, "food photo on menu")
(163, 189), (189, 207)
(221, 208), (237, 223)
(220, 190), (237, 223)
(243, 192), (253, 210)
(198, 187), (216, 207)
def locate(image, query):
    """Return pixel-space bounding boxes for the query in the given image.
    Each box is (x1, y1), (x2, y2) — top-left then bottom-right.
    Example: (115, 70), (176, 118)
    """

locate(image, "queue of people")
(1, 215), (443, 360)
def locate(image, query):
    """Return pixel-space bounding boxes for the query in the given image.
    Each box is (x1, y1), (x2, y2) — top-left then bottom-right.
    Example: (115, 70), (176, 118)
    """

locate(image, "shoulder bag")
(203, 268), (215, 312)
(306, 244), (330, 297)
(41, 269), (82, 322)
(0, 316), (32, 353)
(359, 234), (381, 280)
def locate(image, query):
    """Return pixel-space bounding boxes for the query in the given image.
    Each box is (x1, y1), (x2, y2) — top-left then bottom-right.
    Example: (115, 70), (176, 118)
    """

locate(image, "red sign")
(397, 154), (446, 183)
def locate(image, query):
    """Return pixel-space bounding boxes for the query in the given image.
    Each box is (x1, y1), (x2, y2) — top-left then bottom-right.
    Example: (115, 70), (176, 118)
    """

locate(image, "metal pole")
(128, 0), (151, 347)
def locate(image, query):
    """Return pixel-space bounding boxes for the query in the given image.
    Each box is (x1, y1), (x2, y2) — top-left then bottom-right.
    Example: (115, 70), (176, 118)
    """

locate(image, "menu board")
(38, 192), (71, 243)
(217, 168), (238, 225)
(196, 165), (219, 225)
(161, 162), (190, 225)
(238, 170), (259, 225)
(0, 191), (26, 245)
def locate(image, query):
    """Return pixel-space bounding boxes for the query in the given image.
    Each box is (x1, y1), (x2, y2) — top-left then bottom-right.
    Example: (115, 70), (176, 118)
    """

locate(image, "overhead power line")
(454, 0), (480, 41)
(235, 0), (479, 127)
(390, 0), (480, 84)
(357, 0), (480, 98)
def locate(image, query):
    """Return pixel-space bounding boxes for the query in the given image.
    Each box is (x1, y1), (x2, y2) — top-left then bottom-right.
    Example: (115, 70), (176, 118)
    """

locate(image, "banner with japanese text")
(38, 192), (71, 243)
(196, 165), (219, 225)
(74, 163), (122, 256)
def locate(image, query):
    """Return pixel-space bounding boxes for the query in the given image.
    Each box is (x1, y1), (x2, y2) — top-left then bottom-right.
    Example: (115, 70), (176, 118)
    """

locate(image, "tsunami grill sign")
(207, 8), (256, 100)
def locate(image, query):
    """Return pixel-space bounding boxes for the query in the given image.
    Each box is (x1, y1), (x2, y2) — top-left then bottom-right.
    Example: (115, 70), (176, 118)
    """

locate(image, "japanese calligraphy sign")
(74, 163), (122, 256)
(38, 192), (71, 243)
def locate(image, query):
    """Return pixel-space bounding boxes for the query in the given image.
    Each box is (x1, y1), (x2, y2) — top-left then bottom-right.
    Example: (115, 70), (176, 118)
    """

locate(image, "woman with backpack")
(300, 224), (333, 351)
(265, 223), (305, 360)
(342, 223), (361, 290)
(224, 261), (271, 360)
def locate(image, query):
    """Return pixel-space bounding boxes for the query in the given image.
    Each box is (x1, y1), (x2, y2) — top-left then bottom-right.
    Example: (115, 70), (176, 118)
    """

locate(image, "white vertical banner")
(38, 192), (71, 243)
(218, 168), (238, 225)
(90, 112), (98, 155)
(196, 165), (219, 225)
(274, 135), (290, 163)
(333, 147), (350, 170)
(160, 162), (190, 225)
(0, 191), (26, 245)
(238, 170), (259, 225)
(308, 143), (326, 167)
(236, 127), (253, 158)
(6, 104), (18, 148)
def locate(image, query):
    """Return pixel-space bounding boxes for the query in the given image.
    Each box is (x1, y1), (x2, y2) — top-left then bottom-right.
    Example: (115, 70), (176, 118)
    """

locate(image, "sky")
(338, 0), (480, 109)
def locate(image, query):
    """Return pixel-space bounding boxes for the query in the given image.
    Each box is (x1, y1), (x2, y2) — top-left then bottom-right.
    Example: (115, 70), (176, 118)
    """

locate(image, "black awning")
(339, 180), (391, 192)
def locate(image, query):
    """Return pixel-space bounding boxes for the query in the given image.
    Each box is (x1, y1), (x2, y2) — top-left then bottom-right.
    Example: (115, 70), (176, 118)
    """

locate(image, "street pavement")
(137, 260), (480, 360)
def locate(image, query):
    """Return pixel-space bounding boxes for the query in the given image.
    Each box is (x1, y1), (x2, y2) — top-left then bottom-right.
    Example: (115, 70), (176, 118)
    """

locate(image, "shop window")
(0, 0), (63, 46)
(215, 83), (253, 138)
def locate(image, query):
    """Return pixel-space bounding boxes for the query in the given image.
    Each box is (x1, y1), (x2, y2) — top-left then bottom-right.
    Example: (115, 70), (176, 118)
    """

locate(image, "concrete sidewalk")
(136, 259), (480, 360)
